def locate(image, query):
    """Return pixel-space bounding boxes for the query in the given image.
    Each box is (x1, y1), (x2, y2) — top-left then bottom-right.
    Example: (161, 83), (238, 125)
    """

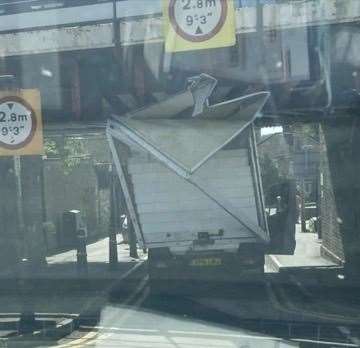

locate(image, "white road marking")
(81, 326), (158, 333)
(293, 338), (359, 347)
(169, 330), (282, 340)
(338, 326), (360, 346)
(56, 330), (99, 348)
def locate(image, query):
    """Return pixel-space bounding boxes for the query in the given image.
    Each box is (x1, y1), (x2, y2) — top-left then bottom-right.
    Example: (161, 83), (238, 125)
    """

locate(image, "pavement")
(0, 235), (147, 292)
(46, 236), (147, 265)
(266, 224), (337, 272)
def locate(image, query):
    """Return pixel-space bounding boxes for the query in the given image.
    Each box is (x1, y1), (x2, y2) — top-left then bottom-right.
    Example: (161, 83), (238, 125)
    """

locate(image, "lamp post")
(109, 166), (119, 270)
(301, 144), (313, 232)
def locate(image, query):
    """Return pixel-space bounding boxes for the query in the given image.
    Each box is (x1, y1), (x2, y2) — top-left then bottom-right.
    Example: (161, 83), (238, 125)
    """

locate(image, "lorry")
(107, 74), (293, 291)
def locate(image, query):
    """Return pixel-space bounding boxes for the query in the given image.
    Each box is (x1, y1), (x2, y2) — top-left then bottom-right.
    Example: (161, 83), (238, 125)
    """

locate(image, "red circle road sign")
(0, 96), (37, 150)
(169, 0), (228, 43)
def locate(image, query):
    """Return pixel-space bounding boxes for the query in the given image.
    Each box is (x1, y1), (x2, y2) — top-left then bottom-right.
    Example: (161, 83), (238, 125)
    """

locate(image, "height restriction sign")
(163, 0), (236, 52)
(0, 89), (43, 156)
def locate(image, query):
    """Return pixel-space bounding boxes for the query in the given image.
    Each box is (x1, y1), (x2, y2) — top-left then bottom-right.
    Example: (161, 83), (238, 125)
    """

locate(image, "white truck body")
(126, 144), (264, 255)
(107, 75), (270, 282)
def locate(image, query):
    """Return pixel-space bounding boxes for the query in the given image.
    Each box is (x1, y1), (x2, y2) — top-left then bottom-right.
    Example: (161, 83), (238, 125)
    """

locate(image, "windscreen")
(0, 1), (359, 347)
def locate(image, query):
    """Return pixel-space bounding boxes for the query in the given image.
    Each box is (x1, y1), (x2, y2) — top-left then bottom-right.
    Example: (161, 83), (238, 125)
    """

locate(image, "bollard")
(276, 195), (282, 213)
(76, 229), (88, 275)
(18, 258), (36, 334)
(109, 233), (118, 270)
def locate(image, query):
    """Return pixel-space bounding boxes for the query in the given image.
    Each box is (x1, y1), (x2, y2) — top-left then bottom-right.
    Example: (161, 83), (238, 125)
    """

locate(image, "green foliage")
(285, 123), (319, 145)
(62, 138), (86, 175)
(44, 137), (87, 175)
(44, 139), (59, 157)
(260, 154), (281, 191)
(260, 153), (285, 206)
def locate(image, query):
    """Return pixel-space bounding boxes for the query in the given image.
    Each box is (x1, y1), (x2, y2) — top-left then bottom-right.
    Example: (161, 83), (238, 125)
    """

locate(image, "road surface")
(2, 271), (357, 348)
(1, 233), (359, 347)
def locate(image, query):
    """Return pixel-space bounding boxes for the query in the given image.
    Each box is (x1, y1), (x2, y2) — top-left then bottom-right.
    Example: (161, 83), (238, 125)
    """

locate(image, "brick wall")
(43, 159), (104, 250)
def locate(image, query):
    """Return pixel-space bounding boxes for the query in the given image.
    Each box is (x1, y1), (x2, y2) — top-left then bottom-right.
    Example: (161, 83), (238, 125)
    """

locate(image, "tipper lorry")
(107, 74), (293, 290)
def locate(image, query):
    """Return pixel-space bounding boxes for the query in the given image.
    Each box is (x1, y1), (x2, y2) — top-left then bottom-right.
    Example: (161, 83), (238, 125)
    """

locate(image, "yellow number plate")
(190, 258), (222, 267)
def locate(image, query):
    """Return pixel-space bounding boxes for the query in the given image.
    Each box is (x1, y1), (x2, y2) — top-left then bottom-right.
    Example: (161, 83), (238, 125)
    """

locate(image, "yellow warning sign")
(163, 0), (236, 52)
(0, 89), (43, 156)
